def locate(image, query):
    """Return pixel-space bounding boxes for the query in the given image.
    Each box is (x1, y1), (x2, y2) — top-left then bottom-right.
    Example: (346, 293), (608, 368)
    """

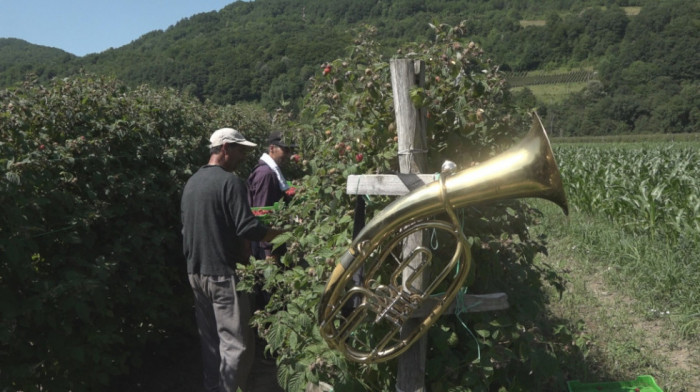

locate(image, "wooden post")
(391, 59), (428, 392)
(391, 59), (428, 175)
(340, 60), (510, 392)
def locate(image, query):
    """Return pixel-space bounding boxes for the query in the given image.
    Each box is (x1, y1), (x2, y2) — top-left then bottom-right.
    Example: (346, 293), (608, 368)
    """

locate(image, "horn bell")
(318, 112), (568, 363)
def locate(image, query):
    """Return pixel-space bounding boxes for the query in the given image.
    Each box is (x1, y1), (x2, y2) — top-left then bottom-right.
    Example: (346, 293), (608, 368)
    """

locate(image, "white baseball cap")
(209, 128), (257, 148)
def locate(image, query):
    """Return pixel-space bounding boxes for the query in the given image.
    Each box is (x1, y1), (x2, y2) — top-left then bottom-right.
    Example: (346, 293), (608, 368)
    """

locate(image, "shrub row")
(0, 75), (271, 391)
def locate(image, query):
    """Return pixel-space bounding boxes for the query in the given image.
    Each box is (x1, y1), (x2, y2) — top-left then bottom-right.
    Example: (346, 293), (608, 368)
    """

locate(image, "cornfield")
(557, 143), (700, 243)
(553, 142), (700, 337)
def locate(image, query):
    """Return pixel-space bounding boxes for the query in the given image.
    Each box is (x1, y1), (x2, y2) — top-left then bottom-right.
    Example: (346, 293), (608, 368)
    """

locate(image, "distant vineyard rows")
(506, 70), (597, 87)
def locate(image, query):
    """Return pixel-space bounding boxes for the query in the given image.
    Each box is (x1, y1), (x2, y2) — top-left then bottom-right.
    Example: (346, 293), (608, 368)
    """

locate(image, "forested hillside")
(0, 39), (76, 88)
(0, 0), (697, 135)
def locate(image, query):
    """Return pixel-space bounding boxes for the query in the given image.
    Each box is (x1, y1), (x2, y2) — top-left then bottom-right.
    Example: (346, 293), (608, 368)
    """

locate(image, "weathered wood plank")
(346, 174), (437, 195)
(410, 292), (509, 319)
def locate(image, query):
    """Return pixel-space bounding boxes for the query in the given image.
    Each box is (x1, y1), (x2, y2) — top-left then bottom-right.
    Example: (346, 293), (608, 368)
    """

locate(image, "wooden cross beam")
(346, 173), (437, 196)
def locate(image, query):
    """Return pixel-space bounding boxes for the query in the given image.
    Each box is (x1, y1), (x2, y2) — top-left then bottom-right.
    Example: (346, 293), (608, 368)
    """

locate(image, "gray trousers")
(189, 274), (283, 392)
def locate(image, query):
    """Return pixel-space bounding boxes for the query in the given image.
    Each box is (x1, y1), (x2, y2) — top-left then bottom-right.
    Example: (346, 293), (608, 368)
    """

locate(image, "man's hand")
(263, 227), (287, 242)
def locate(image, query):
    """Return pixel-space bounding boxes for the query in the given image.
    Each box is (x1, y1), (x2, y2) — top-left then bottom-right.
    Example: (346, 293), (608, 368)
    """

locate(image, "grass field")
(518, 7), (641, 28)
(622, 7), (642, 16)
(511, 82), (589, 105)
(519, 19), (546, 27)
(529, 140), (700, 391)
(534, 202), (700, 391)
(506, 67), (597, 104)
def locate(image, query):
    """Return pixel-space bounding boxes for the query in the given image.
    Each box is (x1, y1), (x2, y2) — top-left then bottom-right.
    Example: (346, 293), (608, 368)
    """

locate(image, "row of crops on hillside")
(505, 70), (596, 87)
(553, 142), (700, 335)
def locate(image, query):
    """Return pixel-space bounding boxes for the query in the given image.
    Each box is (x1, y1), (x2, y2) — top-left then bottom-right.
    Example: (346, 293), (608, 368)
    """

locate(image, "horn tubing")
(320, 114), (567, 316)
(318, 113), (568, 362)
(347, 113), (566, 264)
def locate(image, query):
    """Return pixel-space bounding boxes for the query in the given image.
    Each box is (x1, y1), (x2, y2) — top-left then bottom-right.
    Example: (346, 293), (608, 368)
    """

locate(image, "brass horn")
(318, 113), (568, 363)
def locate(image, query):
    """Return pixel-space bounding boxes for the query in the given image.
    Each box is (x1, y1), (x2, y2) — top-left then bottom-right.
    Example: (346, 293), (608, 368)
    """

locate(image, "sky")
(0, 0), (236, 56)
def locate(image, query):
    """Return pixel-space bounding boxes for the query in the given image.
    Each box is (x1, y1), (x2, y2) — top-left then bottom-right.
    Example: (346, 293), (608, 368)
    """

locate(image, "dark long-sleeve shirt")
(247, 161), (285, 208)
(181, 165), (268, 275)
(247, 160), (291, 260)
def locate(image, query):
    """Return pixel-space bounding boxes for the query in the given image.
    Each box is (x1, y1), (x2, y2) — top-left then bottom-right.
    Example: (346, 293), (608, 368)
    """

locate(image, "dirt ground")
(542, 246), (700, 391)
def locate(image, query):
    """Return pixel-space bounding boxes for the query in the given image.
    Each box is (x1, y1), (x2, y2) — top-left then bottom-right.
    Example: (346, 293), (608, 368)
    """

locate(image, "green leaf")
(271, 231), (293, 246)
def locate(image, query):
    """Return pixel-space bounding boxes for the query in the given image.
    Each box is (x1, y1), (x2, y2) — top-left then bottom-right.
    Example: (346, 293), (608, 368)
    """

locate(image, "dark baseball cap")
(268, 131), (297, 149)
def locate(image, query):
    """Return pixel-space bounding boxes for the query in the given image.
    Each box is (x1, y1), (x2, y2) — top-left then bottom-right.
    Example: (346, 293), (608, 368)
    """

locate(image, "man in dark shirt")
(181, 127), (284, 392)
(247, 131), (297, 262)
